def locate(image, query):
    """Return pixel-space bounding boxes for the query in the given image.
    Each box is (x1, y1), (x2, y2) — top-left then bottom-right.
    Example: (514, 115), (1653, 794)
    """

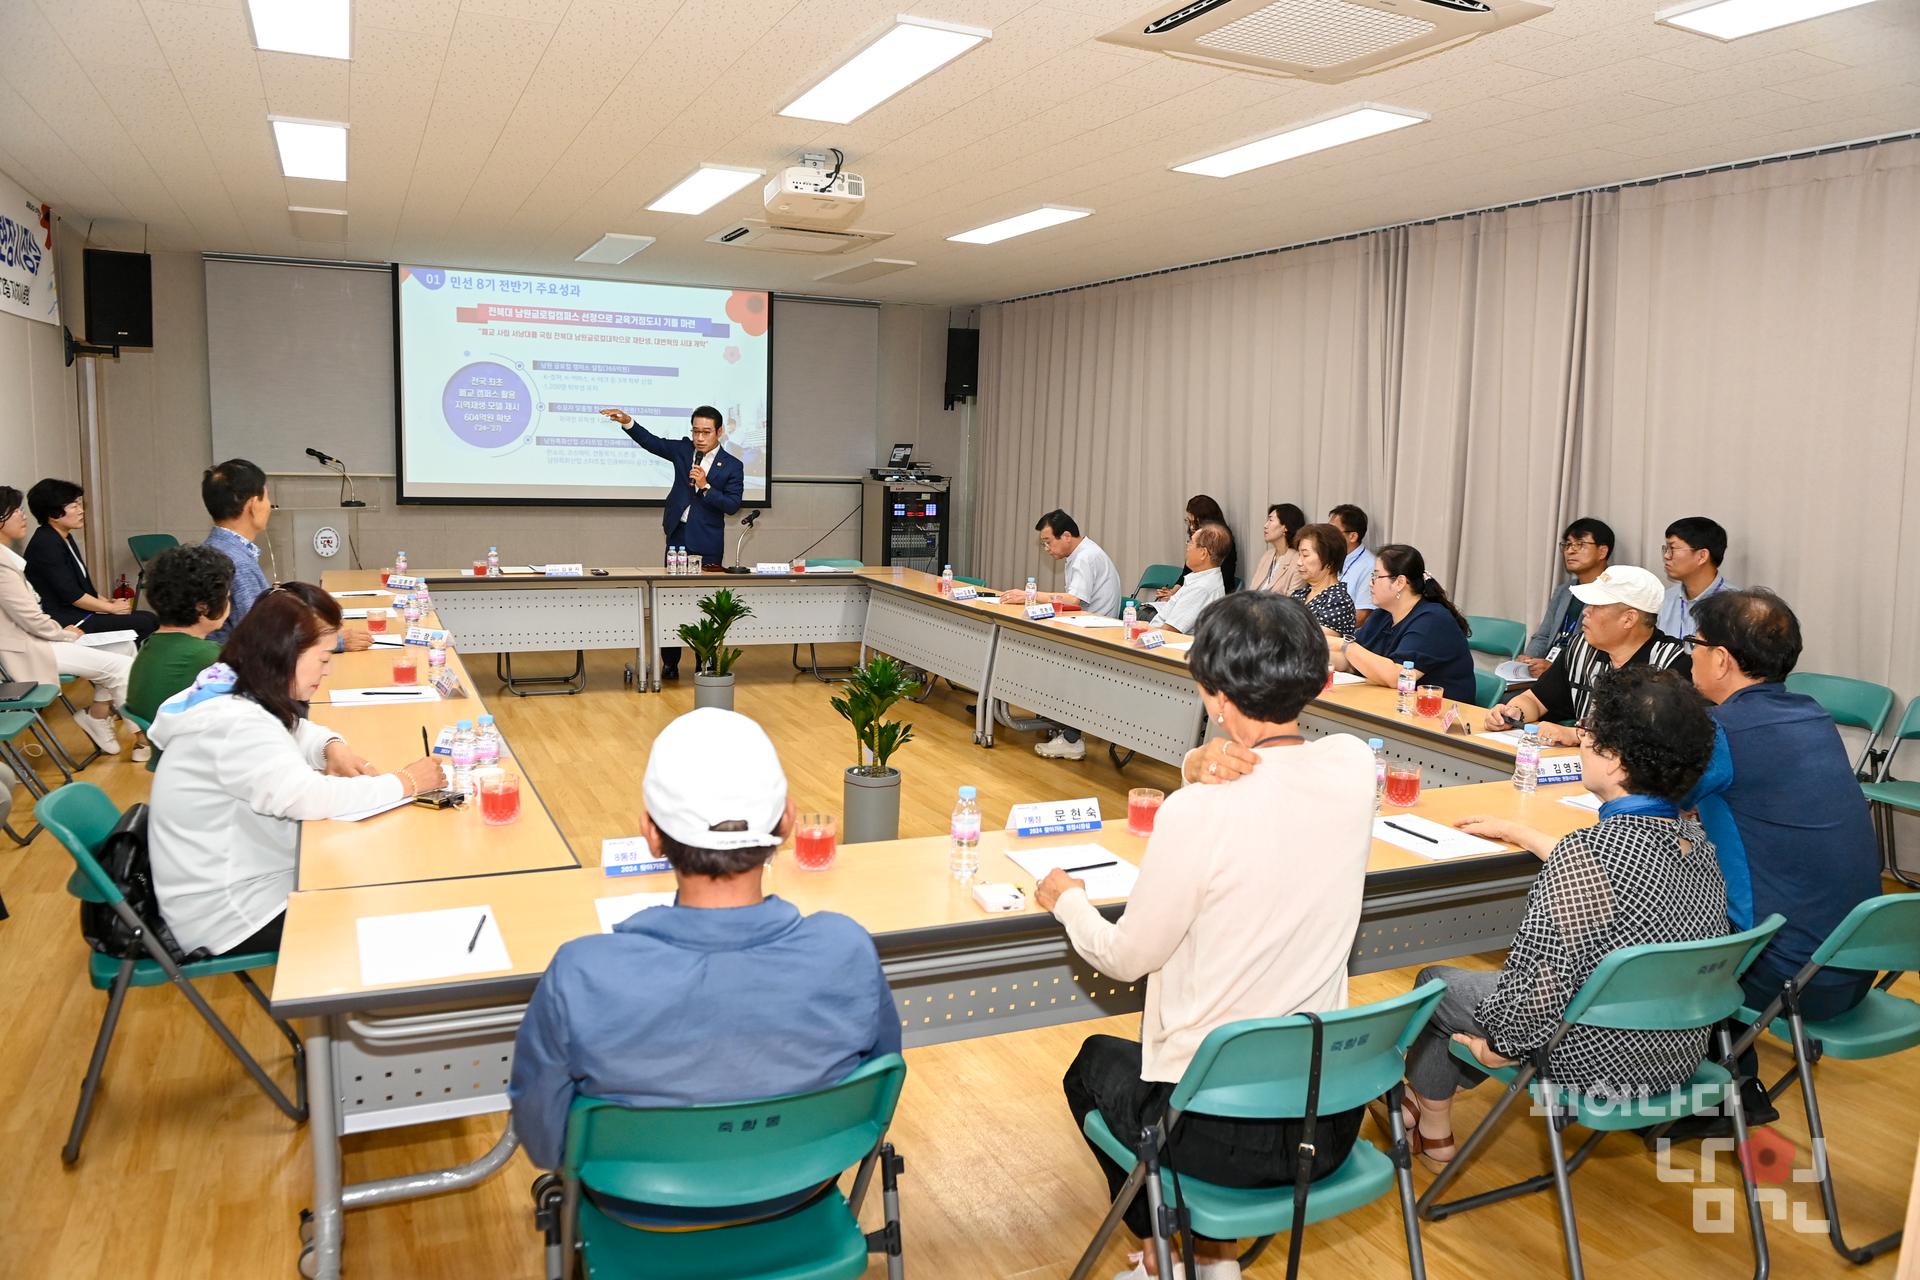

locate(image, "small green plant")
(830, 655), (919, 775)
(676, 588), (755, 676)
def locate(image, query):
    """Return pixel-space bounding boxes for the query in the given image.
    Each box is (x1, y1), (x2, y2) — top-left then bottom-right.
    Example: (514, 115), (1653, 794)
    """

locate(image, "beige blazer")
(1251, 545), (1305, 596)
(0, 544), (65, 685)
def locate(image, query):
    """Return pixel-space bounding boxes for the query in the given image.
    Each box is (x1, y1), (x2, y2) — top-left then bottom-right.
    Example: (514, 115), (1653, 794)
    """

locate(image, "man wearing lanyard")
(1658, 516), (1735, 639)
(1521, 518), (1614, 678)
(1328, 504), (1376, 627)
(600, 404), (743, 679)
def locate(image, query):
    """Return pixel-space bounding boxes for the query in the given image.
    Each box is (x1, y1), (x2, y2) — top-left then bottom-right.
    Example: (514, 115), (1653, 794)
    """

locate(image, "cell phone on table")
(411, 788), (465, 809)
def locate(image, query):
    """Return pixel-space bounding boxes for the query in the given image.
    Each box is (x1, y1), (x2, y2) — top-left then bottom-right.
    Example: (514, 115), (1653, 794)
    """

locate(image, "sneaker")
(1110, 1253), (1239, 1280)
(1035, 733), (1086, 760)
(77, 714), (122, 756)
(130, 742), (152, 764)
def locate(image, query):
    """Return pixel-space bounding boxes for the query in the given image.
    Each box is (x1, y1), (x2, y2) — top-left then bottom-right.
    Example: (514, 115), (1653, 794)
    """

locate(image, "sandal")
(1368, 1095), (1456, 1171)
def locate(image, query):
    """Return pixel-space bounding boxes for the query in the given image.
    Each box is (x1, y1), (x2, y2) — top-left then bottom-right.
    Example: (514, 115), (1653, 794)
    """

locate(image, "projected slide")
(395, 265), (770, 504)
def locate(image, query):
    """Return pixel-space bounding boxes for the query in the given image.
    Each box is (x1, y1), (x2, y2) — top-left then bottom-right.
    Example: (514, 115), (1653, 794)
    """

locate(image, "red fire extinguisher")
(113, 574), (134, 602)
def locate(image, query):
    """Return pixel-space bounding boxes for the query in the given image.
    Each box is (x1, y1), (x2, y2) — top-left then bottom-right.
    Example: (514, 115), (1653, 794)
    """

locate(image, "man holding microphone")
(600, 405), (743, 679)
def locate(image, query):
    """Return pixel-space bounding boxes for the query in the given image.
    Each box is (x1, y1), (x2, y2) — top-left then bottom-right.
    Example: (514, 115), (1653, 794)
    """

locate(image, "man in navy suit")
(599, 403), (744, 678)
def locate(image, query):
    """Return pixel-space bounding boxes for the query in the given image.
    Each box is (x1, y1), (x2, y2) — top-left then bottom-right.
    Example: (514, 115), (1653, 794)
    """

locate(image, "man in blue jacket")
(599, 404), (744, 677)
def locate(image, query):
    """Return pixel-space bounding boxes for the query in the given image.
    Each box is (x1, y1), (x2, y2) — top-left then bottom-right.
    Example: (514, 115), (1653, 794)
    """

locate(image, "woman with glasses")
(1326, 543), (1477, 703)
(1383, 667), (1727, 1168)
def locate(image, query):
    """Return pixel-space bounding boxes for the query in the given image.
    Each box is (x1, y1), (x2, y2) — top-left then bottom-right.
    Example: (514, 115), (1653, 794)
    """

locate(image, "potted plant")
(830, 655), (919, 843)
(677, 588), (755, 710)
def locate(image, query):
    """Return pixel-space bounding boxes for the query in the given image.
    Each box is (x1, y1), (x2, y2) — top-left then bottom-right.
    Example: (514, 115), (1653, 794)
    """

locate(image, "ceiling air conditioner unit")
(1099, 0), (1552, 84)
(705, 220), (894, 255)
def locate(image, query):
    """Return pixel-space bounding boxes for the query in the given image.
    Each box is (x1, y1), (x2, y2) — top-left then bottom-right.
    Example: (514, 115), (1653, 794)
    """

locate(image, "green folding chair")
(537, 1053), (907, 1280)
(0, 710), (44, 844)
(1069, 981), (1448, 1280)
(1472, 669), (1506, 710)
(1419, 916), (1785, 1279)
(1723, 894), (1920, 1264)
(0, 658), (82, 780)
(1463, 616), (1525, 661)
(1860, 698), (1920, 888)
(1135, 563), (1182, 597)
(35, 783), (307, 1166)
(127, 532), (180, 610)
(1784, 672), (1895, 779)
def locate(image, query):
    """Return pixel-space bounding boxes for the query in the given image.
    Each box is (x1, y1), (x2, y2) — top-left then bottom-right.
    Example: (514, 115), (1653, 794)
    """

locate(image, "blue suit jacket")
(619, 421), (744, 560)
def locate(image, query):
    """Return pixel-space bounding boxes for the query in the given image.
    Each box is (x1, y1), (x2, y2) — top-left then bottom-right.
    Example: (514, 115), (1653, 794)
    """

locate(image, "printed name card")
(404, 626), (439, 646)
(1009, 797), (1103, 838)
(544, 563), (585, 577)
(1024, 602), (1056, 621)
(1135, 630), (1166, 650)
(386, 574), (422, 591)
(602, 836), (672, 878)
(950, 585), (978, 601)
(1538, 757), (1583, 783)
(753, 562), (792, 574)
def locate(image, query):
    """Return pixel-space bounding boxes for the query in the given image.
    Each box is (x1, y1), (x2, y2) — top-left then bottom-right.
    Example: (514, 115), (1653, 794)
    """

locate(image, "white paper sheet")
(75, 629), (140, 648)
(357, 906), (511, 986)
(339, 608), (374, 619)
(501, 565), (536, 575)
(328, 792), (414, 823)
(1475, 728), (1529, 746)
(1004, 842), (1139, 900)
(329, 686), (440, 705)
(1558, 790), (1604, 812)
(1330, 671), (1367, 686)
(368, 636), (407, 648)
(1161, 640), (1193, 653)
(968, 594), (1001, 605)
(1060, 615), (1125, 629)
(1494, 659), (1535, 684)
(1372, 815), (1507, 860)
(595, 892), (677, 933)
(804, 565), (856, 573)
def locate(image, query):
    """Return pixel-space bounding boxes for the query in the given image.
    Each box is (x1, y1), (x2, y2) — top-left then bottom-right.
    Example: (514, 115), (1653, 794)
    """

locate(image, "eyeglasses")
(1370, 572), (1394, 582)
(1560, 538), (1597, 551)
(1660, 543), (1694, 559)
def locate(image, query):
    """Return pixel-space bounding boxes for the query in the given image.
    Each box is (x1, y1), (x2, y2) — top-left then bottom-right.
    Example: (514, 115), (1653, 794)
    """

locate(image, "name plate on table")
(1009, 797), (1103, 838)
(1135, 630), (1166, 650)
(1024, 602), (1056, 621)
(404, 626), (444, 647)
(430, 667), (467, 700)
(752, 562), (795, 574)
(602, 836), (671, 877)
(950, 585), (978, 601)
(1538, 757), (1583, 783)
(545, 563), (585, 578)
(386, 574), (422, 591)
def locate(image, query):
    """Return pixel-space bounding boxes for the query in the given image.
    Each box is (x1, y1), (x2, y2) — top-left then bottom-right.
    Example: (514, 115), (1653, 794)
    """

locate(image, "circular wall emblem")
(313, 526), (342, 558)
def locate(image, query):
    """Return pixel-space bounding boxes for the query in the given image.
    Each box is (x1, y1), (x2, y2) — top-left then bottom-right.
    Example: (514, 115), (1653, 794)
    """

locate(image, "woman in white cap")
(1487, 564), (1692, 745)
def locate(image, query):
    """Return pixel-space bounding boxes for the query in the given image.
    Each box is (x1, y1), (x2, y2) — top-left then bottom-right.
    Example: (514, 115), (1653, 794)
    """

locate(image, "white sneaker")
(1110, 1253), (1239, 1280)
(130, 742), (152, 764)
(77, 714), (121, 756)
(1035, 733), (1087, 760)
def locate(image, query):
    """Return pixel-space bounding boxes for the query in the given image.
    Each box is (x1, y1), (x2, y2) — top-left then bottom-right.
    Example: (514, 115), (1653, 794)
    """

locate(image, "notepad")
(1330, 671), (1366, 686)
(501, 565), (537, 575)
(338, 608), (375, 619)
(1004, 843), (1139, 900)
(595, 892), (677, 934)
(1494, 659), (1535, 684)
(328, 792), (414, 823)
(1060, 615), (1125, 629)
(357, 907), (511, 986)
(330, 686), (441, 705)
(1373, 815), (1506, 860)
(75, 629), (139, 649)
(1558, 790), (1604, 812)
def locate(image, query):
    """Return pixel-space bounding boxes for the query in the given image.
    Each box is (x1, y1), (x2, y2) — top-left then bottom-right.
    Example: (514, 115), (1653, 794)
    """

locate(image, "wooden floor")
(3, 645), (1915, 1278)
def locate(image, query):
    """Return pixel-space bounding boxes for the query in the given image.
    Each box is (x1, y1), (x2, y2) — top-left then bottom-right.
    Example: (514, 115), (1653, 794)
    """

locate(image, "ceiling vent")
(1100, 0), (1552, 83)
(704, 220), (894, 255)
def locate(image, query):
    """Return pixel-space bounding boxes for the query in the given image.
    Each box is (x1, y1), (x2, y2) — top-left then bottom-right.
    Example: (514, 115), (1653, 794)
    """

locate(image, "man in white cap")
(508, 708), (900, 1213)
(1486, 565), (1691, 746)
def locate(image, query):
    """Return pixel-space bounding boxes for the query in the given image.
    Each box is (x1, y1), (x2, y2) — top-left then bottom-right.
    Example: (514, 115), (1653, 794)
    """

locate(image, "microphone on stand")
(307, 446), (365, 508)
(727, 509), (761, 573)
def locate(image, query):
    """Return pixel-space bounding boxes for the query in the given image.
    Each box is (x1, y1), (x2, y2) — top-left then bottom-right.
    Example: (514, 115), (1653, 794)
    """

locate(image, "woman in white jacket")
(149, 587), (442, 956)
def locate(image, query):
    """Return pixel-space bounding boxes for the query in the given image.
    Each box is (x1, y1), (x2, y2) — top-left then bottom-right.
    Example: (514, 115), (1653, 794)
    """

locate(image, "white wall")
(0, 305), (80, 493)
(53, 234), (969, 582)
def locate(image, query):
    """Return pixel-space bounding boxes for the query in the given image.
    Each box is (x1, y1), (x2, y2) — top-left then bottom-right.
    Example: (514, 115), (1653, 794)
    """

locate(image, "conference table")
(279, 565), (1582, 1277)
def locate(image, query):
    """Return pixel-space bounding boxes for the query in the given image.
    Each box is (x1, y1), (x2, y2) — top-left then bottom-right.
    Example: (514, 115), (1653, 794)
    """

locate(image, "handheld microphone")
(305, 447), (338, 466)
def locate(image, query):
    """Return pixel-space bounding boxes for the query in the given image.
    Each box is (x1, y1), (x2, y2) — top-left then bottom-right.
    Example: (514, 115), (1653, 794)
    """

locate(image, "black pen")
(376, 690), (428, 696)
(466, 913), (487, 953)
(421, 726), (431, 756)
(1063, 860), (1117, 874)
(1383, 820), (1439, 844)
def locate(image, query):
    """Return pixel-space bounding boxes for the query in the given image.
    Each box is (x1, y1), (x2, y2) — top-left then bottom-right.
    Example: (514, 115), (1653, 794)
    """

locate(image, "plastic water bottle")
(669, 546), (682, 574)
(449, 720), (477, 795)
(941, 564), (954, 596)
(1123, 597), (1139, 641)
(949, 785), (982, 880)
(428, 631), (448, 668)
(486, 546), (500, 577)
(1396, 661), (1417, 715)
(393, 550), (408, 576)
(474, 714), (502, 770)
(1370, 737), (1387, 814)
(1513, 724), (1542, 794)
(1025, 574), (1038, 603)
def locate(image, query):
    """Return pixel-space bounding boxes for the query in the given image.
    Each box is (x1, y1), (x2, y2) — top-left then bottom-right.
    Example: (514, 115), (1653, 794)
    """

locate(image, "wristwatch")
(1339, 636), (1354, 657)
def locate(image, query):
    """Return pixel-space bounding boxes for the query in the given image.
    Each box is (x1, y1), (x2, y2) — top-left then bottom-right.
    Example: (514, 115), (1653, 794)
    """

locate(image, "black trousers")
(78, 609), (158, 643)
(1734, 960), (1873, 1080)
(221, 911), (285, 957)
(1062, 1034), (1363, 1240)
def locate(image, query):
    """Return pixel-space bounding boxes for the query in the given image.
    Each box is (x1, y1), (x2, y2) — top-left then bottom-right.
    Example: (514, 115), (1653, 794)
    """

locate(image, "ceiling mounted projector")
(764, 166), (866, 229)
(1100, 0), (1552, 83)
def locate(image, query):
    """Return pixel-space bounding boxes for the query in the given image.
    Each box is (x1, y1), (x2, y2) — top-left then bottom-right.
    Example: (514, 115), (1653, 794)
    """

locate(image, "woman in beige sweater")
(1037, 592), (1375, 1280)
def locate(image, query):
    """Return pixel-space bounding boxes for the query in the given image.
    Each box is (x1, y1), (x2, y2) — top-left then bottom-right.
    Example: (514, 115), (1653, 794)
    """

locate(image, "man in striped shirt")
(1487, 565), (1690, 744)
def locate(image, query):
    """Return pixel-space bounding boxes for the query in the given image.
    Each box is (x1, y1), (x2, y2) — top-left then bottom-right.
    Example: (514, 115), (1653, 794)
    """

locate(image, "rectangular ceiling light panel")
(575, 233), (657, 264)
(647, 166), (764, 215)
(781, 17), (991, 124)
(1656, 0), (1876, 39)
(948, 205), (1092, 245)
(271, 118), (348, 181)
(248, 0), (351, 60)
(1173, 104), (1425, 177)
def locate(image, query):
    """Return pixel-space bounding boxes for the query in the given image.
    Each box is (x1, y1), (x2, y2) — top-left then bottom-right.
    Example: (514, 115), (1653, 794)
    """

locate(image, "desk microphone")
(726, 510), (761, 573)
(307, 447), (365, 508)
(305, 447), (339, 466)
